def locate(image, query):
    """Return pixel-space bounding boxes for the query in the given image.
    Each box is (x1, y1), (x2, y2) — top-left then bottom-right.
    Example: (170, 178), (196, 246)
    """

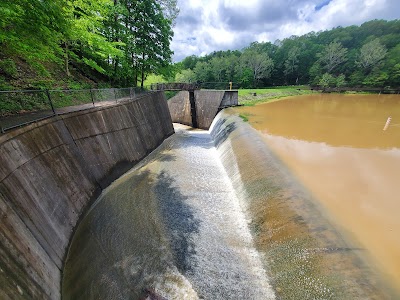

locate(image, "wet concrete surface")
(62, 124), (275, 300)
(63, 99), (399, 299)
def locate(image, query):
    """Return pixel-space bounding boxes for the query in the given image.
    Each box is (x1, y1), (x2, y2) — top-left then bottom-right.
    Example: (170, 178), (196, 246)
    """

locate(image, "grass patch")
(238, 86), (314, 106)
(239, 113), (249, 122)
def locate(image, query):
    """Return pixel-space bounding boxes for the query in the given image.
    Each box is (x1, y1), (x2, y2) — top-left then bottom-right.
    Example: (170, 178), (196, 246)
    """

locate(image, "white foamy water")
(158, 125), (275, 299)
(63, 124), (275, 300)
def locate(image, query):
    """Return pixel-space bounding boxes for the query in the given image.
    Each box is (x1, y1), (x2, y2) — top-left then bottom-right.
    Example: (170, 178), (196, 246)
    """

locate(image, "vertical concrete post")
(189, 90), (198, 128)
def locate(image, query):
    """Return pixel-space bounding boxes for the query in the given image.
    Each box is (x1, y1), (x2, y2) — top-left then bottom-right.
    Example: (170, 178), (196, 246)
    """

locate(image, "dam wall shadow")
(0, 92), (174, 299)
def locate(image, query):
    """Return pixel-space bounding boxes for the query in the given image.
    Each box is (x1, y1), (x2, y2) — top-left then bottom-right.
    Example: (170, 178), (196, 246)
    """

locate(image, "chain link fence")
(0, 87), (148, 133)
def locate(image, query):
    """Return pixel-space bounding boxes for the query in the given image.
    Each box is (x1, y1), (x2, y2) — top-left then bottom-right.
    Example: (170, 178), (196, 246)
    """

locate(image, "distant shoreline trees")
(175, 19), (400, 88)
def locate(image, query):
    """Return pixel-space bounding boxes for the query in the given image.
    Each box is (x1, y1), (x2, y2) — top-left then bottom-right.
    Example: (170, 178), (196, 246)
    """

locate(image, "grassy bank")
(238, 86), (314, 106)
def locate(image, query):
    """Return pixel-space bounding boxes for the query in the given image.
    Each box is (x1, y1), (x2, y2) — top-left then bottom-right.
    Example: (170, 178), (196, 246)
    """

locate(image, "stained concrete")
(0, 92), (173, 299)
(167, 90), (238, 130)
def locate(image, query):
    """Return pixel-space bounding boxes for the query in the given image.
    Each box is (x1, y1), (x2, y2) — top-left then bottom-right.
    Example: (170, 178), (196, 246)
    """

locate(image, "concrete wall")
(166, 91), (192, 127)
(0, 92), (174, 299)
(167, 90), (238, 130)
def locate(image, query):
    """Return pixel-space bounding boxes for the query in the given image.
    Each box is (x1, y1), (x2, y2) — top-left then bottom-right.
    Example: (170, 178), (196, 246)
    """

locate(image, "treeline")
(0, 0), (178, 89)
(175, 20), (400, 88)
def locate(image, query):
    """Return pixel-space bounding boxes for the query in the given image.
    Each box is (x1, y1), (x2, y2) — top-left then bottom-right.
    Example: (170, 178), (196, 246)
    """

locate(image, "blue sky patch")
(315, 0), (332, 11)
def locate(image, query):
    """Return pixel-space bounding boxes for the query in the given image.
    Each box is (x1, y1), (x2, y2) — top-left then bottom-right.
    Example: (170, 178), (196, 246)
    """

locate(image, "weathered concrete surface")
(0, 92), (173, 299)
(167, 91), (192, 127)
(62, 124), (275, 299)
(220, 91), (239, 108)
(167, 90), (238, 130)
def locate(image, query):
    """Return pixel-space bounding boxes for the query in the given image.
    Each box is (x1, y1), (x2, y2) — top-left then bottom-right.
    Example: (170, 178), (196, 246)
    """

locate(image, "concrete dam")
(0, 90), (394, 299)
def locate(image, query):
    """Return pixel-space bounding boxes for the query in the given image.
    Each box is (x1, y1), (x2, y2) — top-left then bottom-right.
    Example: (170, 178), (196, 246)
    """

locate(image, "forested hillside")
(175, 20), (400, 88)
(0, 0), (177, 90)
(1, 2), (399, 91)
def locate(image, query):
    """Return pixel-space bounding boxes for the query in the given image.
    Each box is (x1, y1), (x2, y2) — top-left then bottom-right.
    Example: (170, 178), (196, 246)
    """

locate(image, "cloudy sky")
(171, 0), (400, 61)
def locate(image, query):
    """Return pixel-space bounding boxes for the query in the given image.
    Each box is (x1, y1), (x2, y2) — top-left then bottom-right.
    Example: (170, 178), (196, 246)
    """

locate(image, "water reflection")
(236, 94), (400, 293)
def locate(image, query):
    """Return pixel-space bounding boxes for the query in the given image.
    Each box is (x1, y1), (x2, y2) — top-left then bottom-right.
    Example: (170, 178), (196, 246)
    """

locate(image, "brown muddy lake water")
(236, 93), (400, 292)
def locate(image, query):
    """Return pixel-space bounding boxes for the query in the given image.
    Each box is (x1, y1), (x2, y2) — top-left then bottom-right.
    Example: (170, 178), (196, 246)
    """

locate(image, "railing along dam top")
(150, 82), (201, 91)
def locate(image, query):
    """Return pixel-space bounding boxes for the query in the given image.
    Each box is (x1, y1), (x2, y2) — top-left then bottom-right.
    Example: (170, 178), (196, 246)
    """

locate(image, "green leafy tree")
(318, 41), (348, 73)
(63, 0), (122, 77)
(336, 74), (346, 87)
(284, 46), (301, 84)
(240, 49), (274, 87)
(175, 69), (196, 82)
(356, 38), (387, 71)
(193, 61), (213, 82)
(0, 0), (66, 66)
(319, 73), (336, 88)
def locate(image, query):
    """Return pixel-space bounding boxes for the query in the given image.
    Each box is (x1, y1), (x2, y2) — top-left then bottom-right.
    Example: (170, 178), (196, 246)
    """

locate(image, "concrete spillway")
(62, 124), (275, 299)
(63, 110), (392, 299)
(1, 91), (395, 299)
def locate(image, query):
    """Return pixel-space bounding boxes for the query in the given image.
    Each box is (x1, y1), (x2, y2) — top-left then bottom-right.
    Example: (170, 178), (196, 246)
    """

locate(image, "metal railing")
(150, 82), (240, 91)
(0, 87), (149, 133)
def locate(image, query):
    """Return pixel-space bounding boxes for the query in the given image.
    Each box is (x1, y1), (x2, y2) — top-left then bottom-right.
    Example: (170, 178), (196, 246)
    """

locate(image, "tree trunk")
(64, 41), (70, 77)
(141, 53), (145, 88)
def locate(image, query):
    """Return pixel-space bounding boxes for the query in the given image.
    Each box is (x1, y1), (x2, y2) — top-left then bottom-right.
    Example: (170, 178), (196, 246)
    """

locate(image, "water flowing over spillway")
(63, 109), (395, 299)
(62, 122), (275, 299)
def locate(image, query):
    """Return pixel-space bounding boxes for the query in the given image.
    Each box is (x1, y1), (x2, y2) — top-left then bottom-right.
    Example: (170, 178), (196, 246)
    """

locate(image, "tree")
(284, 46), (301, 84)
(0, 0), (66, 66)
(240, 49), (274, 86)
(157, 0), (179, 25)
(336, 74), (346, 87)
(356, 38), (387, 71)
(319, 73), (336, 88)
(318, 41), (348, 73)
(175, 69), (196, 82)
(193, 61), (213, 82)
(63, 0), (122, 77)
(105, 0), (174, 87)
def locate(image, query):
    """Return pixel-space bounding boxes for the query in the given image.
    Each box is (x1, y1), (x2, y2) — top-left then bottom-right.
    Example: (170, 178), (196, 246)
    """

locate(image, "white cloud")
(171, 0), (400, 61)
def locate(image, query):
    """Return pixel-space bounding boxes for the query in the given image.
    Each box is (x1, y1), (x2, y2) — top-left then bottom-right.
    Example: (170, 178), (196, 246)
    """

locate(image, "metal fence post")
(113, 88), (117, 103)
(45, 90), (57, 116)
(90, 89), (95, 107)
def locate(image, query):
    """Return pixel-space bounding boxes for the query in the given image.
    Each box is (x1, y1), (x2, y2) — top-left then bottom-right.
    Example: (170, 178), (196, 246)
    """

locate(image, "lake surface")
(236, 93), (400, 292)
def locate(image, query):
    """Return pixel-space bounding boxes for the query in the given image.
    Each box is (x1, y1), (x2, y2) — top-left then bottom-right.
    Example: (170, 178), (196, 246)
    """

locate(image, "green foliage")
(319, 73), (336, 88)
(175, 69), (196, 83)
(356, 38), (387, 71)
(336, 74), (346, 87)
(0, 59), (17, 77)
(363, 71), (389, 87)
(239, 113), (249, 122)
(318, 41), (348, 74)
(176, 19), (400, 89)
(0, 0), (176, 89)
